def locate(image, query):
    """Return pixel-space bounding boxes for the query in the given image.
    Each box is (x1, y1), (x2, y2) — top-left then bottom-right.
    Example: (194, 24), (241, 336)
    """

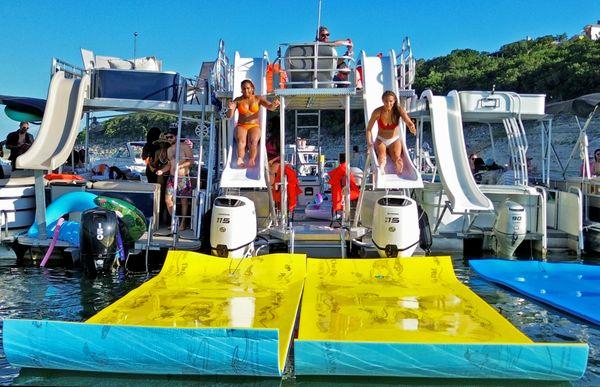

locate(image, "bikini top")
(377, 116), (398, 131)
(237, 99), (260, 116)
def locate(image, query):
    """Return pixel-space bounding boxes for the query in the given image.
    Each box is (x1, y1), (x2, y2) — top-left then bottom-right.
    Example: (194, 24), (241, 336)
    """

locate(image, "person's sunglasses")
(165, 135), (175, 139)
(321, 33), (330, 37)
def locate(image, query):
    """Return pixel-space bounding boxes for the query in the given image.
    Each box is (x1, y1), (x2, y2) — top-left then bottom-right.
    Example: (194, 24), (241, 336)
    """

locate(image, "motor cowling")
(493, 200), (527, 257)
(210, 196), (256, 258)
(80, 208), (118, 276)
(417, 205), (432, 253)
(372, 195), (420, 257)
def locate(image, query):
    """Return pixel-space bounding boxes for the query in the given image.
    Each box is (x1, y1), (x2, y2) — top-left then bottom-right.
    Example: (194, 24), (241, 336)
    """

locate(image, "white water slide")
(16, 71), (89, 171)
(220, 52), (268, 189)
(361, 51), (422, 189)
(422, 90), (493, 213)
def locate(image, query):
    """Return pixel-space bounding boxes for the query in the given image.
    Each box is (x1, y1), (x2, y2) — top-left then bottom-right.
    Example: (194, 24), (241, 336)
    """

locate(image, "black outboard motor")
(80, 208), (119, 276)
(417, 205), (433, 254)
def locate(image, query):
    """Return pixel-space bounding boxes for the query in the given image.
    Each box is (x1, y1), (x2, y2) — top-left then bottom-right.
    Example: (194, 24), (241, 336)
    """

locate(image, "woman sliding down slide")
(228, 79), (280, 168)
(365, 90), (416, 174)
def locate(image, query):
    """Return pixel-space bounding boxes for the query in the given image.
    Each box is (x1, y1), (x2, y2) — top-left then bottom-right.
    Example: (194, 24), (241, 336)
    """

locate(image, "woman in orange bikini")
(227, 79), (280, 168)
(365, 90), (416, 174)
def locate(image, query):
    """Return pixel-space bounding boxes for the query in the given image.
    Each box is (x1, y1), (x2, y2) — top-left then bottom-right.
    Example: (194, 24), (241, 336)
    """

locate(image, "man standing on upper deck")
(5, 122), (34, 171)
(157, 126), (194, 232)
(317, 26), (354, 77)
(316, 26), (353, 51)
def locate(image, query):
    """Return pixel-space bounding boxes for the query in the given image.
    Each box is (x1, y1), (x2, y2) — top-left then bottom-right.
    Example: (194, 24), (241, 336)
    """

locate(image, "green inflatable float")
(4, 106), (43, 122)
(94, 196), (147, 243)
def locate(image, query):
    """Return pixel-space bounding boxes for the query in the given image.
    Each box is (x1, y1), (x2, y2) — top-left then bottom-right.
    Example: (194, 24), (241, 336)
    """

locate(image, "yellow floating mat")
(3, 251), (306, 376)
(295, 256), (588, 380)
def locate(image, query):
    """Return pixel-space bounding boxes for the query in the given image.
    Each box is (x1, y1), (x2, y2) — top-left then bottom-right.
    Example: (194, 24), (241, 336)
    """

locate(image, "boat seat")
(87, 181), (160, 231)
(284, 44), (338, 88)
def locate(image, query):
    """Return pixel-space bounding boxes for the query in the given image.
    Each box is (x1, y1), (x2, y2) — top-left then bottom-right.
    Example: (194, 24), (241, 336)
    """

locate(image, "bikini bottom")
(376, 135), (400, 146)
(237, 122), (260, 131)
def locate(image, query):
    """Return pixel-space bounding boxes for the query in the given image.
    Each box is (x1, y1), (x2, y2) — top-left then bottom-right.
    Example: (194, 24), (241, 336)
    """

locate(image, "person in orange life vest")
(227, 79), (280, 169)
(365, 90), (416, 174)
(328, 153), (360, 212)
(272, 164), (301, 212)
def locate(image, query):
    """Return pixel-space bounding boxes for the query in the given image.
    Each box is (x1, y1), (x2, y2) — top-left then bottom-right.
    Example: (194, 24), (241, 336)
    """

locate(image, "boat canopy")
(546, 93), (600, 117)
(0, 95), (46, 117)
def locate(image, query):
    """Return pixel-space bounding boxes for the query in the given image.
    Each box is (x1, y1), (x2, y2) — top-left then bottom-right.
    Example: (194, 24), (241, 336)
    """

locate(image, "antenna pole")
(133, 32), (139, 68)
(316, 0), (322, 39)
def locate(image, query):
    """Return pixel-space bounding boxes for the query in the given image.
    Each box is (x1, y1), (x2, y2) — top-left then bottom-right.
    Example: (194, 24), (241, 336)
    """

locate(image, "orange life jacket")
(273, 164), (301, 212)
(328, 162), (360, 212)
(44, 173), (86, 181)
(266, 63), (287, 93)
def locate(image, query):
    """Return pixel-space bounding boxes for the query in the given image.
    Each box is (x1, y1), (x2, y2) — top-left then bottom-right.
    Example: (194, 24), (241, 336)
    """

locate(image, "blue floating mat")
(470, 259), (600, 325)
(3, 320), (280, 376)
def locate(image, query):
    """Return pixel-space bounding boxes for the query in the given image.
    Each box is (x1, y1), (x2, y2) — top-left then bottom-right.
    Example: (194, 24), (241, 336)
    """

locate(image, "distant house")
(583, 21), (600, 40)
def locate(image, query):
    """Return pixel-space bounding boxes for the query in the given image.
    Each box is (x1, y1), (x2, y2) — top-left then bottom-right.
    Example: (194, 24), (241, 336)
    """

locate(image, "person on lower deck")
(227, 79), (280, 169)
(142, 126), (161, 184)
(365, 90), (416, 174)
(151, 133), (171, 226)
(582, 148), (600, 177)
(5, 121), (34, 171)
(157, 126), (194, 231)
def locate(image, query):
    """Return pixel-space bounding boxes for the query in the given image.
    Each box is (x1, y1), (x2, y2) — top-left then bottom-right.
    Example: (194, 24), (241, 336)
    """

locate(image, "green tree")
(415, 35), (600, 101)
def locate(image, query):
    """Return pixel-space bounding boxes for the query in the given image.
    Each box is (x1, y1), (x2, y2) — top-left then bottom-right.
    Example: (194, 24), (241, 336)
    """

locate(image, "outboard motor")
(210, 196), (256, 258)
(493, 200), (527, 257)
(417, 205), (432, 254)
(372, 195), (420, 258)
(80, 208), (119, 276)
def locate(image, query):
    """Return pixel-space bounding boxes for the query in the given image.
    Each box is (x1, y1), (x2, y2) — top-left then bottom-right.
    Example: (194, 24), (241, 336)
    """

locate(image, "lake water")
(0, 253), (598, 386)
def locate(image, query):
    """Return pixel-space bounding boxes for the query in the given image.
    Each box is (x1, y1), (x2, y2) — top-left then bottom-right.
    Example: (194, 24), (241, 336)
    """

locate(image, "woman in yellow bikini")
(228, 79), (280, 168)
(365, 90), (416, 174)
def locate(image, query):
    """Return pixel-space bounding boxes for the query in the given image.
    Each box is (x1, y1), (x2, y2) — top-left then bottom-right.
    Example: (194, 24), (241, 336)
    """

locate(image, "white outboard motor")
(493, 200), (527, 257)
(372, 195), (420, 257)
(210, 196), (256, 258)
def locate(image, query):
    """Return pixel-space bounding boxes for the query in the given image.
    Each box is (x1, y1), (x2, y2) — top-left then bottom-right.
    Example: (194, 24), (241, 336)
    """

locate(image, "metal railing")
(277, 42), (356, 89)
(51, 58), (85, 79)
(211, 39), (232, 94)
(397, 37), (416, 91)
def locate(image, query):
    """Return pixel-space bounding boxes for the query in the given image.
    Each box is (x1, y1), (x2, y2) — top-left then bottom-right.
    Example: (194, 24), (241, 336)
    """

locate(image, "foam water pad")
(470, 258), (600, 326)
(3, 251), (306, 376)
(294, 256), (588, 380)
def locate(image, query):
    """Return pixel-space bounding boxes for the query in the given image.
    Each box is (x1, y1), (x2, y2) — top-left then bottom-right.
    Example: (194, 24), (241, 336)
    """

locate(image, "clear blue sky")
(1, 0), (598, 138)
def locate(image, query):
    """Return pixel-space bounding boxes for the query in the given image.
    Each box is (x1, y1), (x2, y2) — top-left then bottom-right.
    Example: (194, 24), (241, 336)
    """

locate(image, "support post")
(344, 95), (351, 223)
(171, 78), (186, 244)
(84, 113), (90, 170)
(280, 97), (287, 226)
(34, 170), (47, 240)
